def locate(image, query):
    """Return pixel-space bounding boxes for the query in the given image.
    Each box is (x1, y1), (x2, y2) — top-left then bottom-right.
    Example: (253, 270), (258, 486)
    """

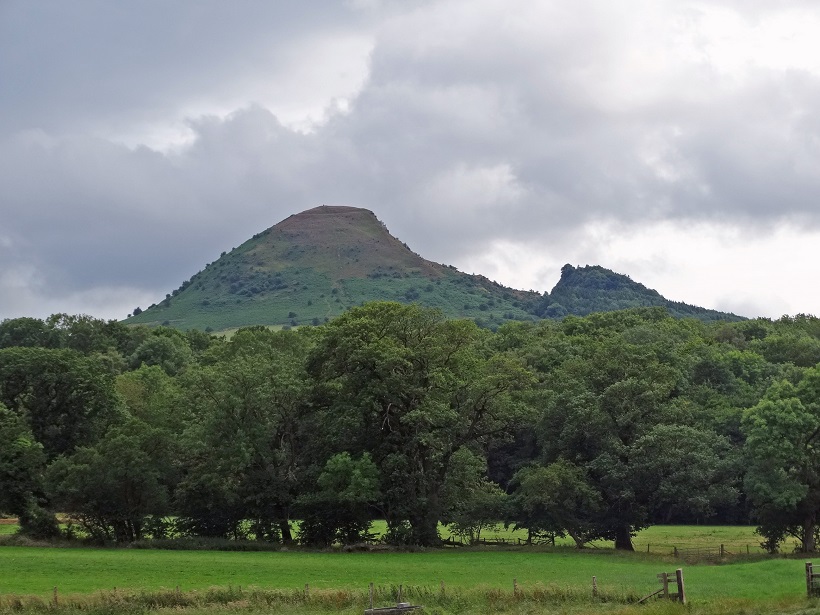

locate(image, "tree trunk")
(567, 529), (587, 549)
(410, 508), (441, 546)
(803, 515), (817, 552)
(614, 526), (635, 551)
(410, 490), (442, 546)
(279, 519), (293, 544)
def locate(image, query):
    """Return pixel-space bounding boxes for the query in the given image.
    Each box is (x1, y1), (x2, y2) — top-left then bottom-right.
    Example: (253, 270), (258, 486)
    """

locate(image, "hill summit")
(126, 206), (541, 331)
(536, 264), (742, 321)
(126, 205), (743, 331)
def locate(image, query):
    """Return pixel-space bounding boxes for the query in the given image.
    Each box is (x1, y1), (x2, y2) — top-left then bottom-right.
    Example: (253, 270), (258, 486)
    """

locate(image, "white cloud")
(464, 220), (820, 319)
(424, 163), (526, 215)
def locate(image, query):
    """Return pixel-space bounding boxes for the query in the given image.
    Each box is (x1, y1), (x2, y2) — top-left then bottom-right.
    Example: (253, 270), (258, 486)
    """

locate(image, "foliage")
(507, 460), (602, 548)
(629, 424), (739, 524)
(441, 448), (507, 543)
(45, 418), (175, 543)
(2, 302), (820, 547)
(176, 327), (314, 543)
(296, 452), (380, 546)
(535, 325), (688, 549)
(308, 302), (533, 545)
(128, 332), (194, 375)
(0, 347), (122, 459)
(743, 366), (820, 552)
(0, 403), (58, 538)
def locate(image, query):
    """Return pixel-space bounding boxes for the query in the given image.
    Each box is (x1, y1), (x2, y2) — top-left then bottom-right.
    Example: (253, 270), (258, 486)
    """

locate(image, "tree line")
(1, 305), (820, 551)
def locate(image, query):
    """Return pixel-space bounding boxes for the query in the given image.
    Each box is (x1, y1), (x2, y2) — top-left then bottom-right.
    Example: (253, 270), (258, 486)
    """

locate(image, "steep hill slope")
(537, 264), (744, 321)
(126, 206), (540, 331)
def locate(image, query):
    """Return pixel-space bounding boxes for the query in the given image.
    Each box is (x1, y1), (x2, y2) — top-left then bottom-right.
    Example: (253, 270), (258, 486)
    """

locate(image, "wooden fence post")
(369, 583), (374, 609)
(304, 583), (310, 598)
(675, 569), (686, 604)
(658, 572), (669, 598)
(397, 584), (403, 603)
(440, 581), (445, 597)
(807, 562), (814, 597)
(53, 587), (58, 606)
(592, 576), (598, 598)
(720, 544), (725, 558)
(513, 578), (518, 596)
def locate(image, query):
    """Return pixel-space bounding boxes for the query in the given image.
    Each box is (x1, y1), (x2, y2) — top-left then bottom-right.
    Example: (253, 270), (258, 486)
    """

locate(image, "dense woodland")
(2, 305), (820, 552)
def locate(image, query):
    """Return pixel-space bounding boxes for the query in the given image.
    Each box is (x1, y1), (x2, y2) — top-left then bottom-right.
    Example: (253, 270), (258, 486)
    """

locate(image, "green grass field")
(2, 525), (813, 615)
(419, 523), (783, 554)
(0, 544), (807, 599)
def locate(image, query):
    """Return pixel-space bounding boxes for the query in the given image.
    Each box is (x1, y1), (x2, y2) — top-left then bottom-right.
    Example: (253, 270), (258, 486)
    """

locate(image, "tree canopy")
(0, 306), (818, 550)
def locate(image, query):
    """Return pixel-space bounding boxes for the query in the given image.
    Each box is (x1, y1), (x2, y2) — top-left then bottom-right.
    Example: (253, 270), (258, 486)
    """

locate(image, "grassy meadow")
(1, 525), (814, 615)
(409, 523), (784, 555)
(0, 544), (811, 598)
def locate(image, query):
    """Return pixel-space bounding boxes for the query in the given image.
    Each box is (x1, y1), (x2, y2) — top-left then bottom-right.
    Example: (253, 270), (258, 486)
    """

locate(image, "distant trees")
(128, 332), (193, 375)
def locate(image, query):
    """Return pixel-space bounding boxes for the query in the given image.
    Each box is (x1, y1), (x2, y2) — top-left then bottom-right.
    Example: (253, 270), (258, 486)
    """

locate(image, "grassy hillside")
(125, 207), (742, 332)
(125, 207), (539, 331)
(540, 264), (744, 322)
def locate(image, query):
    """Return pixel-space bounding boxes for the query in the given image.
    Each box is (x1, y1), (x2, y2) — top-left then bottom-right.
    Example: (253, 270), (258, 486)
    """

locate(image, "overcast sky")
(2, 0), (819, 322)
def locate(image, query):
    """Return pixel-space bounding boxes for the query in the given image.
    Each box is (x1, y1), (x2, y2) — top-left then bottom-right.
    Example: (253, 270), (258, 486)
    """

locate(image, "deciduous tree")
(743, 367), (820, 552)
(308, 302), (533, 545)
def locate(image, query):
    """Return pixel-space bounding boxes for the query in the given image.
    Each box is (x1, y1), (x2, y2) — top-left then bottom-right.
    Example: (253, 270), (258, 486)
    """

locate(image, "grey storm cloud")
(1, 0), (819, 319)
(0, 1), (366, 137)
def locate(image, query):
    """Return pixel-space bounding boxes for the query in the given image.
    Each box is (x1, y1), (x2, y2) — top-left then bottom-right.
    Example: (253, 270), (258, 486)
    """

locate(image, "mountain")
(125, 206), (541, 331)
(536, 264), (744, 322)
(125, 206), (743, 331)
